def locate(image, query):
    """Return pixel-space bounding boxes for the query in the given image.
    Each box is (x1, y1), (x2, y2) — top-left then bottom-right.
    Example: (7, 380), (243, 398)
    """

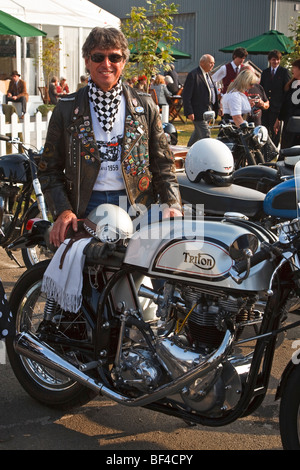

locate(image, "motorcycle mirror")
(229, 233), (258, 261)
(203, 111), (215, 123)
(294, 160), (300, 219)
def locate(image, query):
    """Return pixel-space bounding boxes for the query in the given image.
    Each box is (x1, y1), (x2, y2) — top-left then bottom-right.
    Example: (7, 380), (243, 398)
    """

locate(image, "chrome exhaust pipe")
(14, 328), (234, 407)
(99, 329), (235, 406)
(14, 332), (102, 393)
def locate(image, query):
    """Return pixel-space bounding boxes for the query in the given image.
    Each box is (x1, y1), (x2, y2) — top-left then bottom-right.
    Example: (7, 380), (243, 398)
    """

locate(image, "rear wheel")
(6, 261), (97, 409)
(279, 365), (300, 450)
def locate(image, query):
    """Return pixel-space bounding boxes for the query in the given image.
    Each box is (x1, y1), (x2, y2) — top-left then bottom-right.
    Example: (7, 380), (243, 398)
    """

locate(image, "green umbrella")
(130, 40), (191, 60)
(219, 30), (293, 55)
(0, 10), (46, 37)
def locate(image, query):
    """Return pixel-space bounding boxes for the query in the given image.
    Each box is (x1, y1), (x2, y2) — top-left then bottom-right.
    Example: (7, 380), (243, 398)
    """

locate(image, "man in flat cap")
(6, 70), (28, 118)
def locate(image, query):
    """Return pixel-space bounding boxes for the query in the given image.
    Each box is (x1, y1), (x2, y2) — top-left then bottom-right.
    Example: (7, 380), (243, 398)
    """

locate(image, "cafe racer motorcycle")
(6, 165), (300, 450)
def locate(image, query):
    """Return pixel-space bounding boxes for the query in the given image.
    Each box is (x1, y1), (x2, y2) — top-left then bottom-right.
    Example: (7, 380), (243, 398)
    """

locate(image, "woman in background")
(152, 74), (172, 108)
(221, 68), (258, 127)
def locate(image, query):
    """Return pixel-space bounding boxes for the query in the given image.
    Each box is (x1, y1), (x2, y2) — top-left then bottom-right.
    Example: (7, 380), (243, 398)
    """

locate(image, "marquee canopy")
(0, 10), (46, 37)
(0, 0), (120, 29)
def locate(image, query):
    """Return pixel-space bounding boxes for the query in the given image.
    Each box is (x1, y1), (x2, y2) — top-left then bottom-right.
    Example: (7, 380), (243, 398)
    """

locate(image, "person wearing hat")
(6, 70), (28, 117)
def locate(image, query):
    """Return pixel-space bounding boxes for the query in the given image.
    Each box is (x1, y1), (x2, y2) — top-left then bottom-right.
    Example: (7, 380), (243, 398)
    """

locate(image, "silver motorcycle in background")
(5, 163), (300, 449)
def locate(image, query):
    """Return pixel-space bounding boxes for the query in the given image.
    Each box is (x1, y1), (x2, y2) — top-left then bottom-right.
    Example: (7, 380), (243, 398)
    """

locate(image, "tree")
(122, 0), (181, 91)
(38, 37), (61, 103)
(281, 15), (300, 68)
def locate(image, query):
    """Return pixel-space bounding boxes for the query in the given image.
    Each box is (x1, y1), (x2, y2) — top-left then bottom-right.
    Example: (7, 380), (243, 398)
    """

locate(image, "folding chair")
(169, 87), (185, 123)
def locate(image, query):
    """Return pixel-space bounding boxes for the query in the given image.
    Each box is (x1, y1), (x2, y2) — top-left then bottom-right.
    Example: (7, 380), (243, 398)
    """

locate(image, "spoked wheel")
(6, 261), (97, 409)
(233, 149), (256, 168)
(279, 365), (300, 450)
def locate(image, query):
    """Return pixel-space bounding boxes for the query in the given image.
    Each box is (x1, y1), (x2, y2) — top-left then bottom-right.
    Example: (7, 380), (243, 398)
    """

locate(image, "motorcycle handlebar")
(0, 134), (42, 156)
(0, 134), (11, 142)
(233, 247), (271, 275)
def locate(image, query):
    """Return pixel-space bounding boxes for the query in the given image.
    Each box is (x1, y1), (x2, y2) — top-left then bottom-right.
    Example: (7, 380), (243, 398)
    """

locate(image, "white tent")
(0, 0), (120, 29)
(0, 0), (120, 98)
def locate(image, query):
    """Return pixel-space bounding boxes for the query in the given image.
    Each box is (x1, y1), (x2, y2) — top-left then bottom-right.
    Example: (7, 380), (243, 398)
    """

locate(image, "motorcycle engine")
(112, 281), (258, 416)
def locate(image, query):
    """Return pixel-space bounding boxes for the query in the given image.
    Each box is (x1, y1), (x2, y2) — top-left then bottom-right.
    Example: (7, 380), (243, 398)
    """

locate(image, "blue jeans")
(85, 189), (128, 216)
(85, 190), (162, 225)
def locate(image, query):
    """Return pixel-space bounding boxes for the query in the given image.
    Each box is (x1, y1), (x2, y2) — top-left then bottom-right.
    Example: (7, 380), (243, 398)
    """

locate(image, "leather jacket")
(38, 83), (182, 219)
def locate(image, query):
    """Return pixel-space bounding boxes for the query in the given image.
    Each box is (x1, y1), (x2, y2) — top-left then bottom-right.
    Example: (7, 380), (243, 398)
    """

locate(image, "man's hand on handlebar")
(50, 210), (78, 247)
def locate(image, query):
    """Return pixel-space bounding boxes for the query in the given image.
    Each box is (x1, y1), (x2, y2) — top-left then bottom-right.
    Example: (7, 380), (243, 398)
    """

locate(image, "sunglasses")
(90, 53), (124, 63)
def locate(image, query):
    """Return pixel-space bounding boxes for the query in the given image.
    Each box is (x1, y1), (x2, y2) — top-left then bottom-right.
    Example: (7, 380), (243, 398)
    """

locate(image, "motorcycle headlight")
(252, 126), (268, 147)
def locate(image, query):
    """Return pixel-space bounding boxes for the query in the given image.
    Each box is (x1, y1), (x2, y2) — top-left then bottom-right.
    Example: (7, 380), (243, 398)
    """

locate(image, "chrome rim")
(16, 280), (79, 391)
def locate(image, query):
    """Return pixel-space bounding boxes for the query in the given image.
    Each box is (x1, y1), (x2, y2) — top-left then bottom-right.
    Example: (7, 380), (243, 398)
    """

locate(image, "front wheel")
(233, 148), (256, 168)
(6, 261), (97, 409)
(279, 365), (300, 449)
(252, 149), (265, 165)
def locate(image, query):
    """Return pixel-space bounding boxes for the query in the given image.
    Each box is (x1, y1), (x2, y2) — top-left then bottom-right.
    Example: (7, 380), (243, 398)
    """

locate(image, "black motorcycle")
(217, 120), (277, 167)
(202, 110), (277, 168)
(232, 146), (300, 193)
(0, 134), (50, 268)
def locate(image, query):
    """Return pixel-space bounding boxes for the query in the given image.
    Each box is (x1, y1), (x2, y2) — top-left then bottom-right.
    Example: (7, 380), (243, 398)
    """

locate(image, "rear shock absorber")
(43, 297), (58, 321)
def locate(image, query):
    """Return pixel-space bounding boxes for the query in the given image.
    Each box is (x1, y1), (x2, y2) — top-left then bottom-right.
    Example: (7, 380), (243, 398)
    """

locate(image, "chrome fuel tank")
(124, 218), (274, 292)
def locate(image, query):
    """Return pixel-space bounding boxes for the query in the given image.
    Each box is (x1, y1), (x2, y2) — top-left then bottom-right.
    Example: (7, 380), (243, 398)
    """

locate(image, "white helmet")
(84, 203), (133, 244)
(185, 138), (234, 186)
(284, 146), (300, 167)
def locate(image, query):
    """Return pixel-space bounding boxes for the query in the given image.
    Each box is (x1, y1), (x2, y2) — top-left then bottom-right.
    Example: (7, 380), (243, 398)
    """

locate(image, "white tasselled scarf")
(88, 77), (122, 133)
(41, 237), (92, 313)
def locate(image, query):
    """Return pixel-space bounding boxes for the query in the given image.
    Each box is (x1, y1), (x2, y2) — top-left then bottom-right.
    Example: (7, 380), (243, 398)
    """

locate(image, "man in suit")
(6, 70), (28, 118)
(260, 50), (291, 146)
(183, 54), (219, 146)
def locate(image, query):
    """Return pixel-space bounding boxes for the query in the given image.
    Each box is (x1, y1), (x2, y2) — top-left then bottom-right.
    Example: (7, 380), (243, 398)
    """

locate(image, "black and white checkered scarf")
(88, 78), (122, 133)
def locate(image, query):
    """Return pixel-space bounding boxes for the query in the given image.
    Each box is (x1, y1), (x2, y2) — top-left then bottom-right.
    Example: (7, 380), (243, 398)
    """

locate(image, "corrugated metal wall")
(91, 0), (298, 73)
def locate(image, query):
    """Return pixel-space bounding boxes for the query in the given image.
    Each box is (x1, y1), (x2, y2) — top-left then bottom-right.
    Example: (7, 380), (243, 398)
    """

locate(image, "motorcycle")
(201, 110), (277, 168)
(175, 133), (300, 232)
(218, 120), (270, 167)
(232, 139), (300, 195)
(0, 134), (49, 268)
(169, 118), (271, 171)
(5, 162), (300, 449)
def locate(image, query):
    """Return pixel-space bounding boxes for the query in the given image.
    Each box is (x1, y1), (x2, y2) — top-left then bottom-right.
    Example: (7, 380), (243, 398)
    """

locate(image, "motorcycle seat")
(177, 173), (264, 220)
(232, 165), (280, 193)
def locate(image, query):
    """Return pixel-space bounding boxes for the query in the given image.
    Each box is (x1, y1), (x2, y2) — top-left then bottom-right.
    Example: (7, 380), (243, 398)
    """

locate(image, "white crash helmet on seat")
(185, 138), (234, 186)
(84, 203), (133, 244)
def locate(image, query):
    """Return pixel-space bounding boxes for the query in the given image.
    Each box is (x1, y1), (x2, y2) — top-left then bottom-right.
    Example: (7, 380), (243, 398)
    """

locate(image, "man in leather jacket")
(38, 27), (182, 247)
